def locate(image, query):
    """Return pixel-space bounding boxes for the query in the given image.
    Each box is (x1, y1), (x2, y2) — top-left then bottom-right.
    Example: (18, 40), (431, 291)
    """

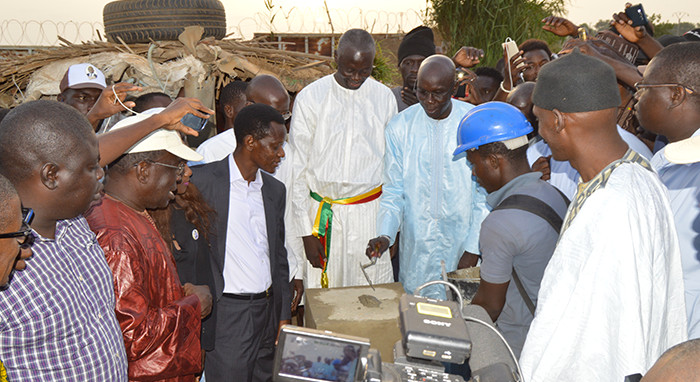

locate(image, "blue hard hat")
(453, 101), (533, 156)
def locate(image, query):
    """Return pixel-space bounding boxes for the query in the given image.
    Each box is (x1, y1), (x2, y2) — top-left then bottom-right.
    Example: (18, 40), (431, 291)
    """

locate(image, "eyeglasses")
(146, 161), (186, 176)
(0, 208), (35, 249)
(634, 82), (695, 95)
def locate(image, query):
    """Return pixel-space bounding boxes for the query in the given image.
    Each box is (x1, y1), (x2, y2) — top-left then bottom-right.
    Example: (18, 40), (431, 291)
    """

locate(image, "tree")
(594, 19), (612, 33)
(428, 0), (566, 67)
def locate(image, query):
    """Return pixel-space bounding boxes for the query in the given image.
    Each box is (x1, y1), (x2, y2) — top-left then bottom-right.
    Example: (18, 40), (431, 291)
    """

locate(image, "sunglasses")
(0, 208), (35, 249)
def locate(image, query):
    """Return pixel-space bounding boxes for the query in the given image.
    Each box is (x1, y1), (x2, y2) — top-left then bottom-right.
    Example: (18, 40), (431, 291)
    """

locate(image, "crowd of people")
(0, 4), (699, 381)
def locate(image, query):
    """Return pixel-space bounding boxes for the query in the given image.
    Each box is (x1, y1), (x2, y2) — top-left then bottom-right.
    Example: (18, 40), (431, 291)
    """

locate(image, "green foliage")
(654, 21), (699, 37)
(428, 0), (567, 67)
(593, 19), (612, 33)
(372, 43), (399, 86)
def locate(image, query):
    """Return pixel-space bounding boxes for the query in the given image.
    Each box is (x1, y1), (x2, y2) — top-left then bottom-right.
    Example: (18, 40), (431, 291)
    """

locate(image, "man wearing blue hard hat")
(453, 101), (569, 358)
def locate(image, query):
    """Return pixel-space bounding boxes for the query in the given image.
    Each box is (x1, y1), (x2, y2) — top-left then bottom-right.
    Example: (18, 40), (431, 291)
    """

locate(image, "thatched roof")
(0, 27), (335, 109)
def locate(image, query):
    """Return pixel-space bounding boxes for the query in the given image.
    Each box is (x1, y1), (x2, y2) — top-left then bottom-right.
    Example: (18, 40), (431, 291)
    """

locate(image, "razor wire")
(232, 6), (428, 38)
(0, 19), (103, 46)
(0, 7), (428, 47)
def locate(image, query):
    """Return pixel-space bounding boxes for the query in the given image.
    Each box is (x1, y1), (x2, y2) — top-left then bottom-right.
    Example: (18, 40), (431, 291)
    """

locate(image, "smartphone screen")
(625, 4), (648, 27)
(181, 113), (208, 131)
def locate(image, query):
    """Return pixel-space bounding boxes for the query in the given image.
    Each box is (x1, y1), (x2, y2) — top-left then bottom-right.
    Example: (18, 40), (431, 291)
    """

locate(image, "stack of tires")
(103, 0), (226, 44)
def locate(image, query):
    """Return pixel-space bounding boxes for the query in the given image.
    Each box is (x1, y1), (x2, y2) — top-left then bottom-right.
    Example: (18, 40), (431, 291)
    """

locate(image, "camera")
(274, 287), (521, 382)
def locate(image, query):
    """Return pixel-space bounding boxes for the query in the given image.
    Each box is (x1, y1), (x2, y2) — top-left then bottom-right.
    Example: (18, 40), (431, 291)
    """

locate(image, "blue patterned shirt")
(0, 216), (128, 381)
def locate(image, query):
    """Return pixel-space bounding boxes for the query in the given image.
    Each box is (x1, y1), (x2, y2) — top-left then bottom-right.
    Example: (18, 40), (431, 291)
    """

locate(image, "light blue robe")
(377, 100), (490, 298)
(652, 128), (700, 339)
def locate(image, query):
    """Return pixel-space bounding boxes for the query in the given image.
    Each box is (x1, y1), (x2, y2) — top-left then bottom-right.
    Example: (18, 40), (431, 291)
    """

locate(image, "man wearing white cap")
(85, 108), (213, 382)
(57, 63), (107, 115)
(57, 63), (140, 131)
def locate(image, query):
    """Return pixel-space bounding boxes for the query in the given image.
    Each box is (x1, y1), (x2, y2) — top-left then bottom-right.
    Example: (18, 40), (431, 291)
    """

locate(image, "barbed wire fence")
(0, 7), (428, 47)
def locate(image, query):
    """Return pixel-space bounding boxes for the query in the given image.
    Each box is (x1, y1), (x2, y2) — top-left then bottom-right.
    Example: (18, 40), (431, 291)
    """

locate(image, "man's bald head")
(643, 339), (700, 382)
(416, 55), (456, 120)
(334, 29), (376, 90)
(0, 100), (93, 184)
(337, 29), (375, 57)
(507, 82), (537, 132)
(417, 55), (456, 85)
(246, 75), (290, 119)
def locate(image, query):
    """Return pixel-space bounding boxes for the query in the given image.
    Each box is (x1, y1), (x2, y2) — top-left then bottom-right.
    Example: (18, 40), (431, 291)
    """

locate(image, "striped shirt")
(0, 216), (128, 381)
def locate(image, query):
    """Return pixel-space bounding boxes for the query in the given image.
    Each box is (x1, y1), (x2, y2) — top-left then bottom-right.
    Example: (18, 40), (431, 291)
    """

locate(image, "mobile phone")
(625, 4), (648, 27)
(502, 37), (525, 69)
(181, 112), (208, 131)
(455, 83), (467, 98)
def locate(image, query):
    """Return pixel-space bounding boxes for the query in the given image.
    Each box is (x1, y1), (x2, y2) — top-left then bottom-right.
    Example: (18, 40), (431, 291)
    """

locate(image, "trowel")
(360, 256), (378, 291)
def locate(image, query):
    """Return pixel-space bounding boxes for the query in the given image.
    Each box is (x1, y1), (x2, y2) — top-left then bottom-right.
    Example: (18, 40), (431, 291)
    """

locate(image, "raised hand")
(541, 16), (579, 37)
(453, 46), (485, 68)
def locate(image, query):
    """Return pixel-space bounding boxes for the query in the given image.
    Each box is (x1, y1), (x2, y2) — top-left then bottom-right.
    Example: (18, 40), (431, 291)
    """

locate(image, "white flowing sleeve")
(288, 89), (317, 237)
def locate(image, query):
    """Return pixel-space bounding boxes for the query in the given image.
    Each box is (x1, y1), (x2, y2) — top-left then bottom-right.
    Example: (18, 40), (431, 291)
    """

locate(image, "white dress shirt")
(194, 134), (301, 281)
(223, 154), (272, 294)
(192, 129), (237, 166)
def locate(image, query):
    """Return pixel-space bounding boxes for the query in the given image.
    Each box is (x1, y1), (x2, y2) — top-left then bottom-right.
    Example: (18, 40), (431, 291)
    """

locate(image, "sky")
(2, 0), (698, 45)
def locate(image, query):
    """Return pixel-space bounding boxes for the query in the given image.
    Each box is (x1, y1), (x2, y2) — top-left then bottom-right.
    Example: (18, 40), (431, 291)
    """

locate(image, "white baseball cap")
(109, 108), (204, 162)
(59, 63), (107, 92)
(664, 136), (700, 165)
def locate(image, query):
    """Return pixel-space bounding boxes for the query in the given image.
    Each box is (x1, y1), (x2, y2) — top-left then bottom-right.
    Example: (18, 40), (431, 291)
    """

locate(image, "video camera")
(273, 281), (522, 382)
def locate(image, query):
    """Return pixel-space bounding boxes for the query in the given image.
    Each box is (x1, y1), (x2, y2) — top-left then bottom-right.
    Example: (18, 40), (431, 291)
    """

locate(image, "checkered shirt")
(0, 216), (128, 381)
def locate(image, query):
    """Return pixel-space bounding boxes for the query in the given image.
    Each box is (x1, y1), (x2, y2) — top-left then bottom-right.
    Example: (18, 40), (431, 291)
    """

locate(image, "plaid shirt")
(0, 216), (128, 381)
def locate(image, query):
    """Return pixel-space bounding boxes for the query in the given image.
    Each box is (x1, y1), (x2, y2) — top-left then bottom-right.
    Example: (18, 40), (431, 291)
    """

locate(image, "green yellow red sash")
(310, 185), (383, 287)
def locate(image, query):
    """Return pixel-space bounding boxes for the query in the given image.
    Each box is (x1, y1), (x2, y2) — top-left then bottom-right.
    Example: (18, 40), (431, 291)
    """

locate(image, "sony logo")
(423, 319), (451, 327)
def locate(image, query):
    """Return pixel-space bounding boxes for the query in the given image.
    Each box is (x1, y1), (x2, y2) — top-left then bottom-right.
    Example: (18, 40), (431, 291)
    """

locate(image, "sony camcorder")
(273, 289), (521, 382)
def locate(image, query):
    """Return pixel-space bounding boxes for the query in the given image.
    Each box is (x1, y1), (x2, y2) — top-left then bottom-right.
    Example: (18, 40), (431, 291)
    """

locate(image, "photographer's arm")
(86, 82), (141, 130)
(97, 97), (213, 166)
(612, 12), (663, 59)
(452, 46), (485, 68)
(471, 280), (509, 322)
(493, 50), (525, 102)
(561, 40), (642, 89)
(541, 16), (579, 37)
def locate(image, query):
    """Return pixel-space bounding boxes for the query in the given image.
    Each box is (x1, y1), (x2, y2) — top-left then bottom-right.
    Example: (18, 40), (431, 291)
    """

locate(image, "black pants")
(205, 295), (276, 382)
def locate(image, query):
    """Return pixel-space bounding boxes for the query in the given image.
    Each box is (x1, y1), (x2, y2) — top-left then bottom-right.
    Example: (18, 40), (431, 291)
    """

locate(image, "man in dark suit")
(192, 103), (291, 382)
